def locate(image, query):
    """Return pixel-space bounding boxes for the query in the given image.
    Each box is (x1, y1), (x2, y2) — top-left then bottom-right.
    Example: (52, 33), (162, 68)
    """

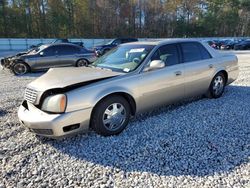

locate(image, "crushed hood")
(28, 67), (122, 91)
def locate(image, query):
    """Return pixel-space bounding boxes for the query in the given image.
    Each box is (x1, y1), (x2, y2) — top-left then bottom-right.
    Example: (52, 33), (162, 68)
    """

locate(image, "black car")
(2, 43), (97, 75)
(94, 38), (138, 56)
(220, 40), (238, 50)
(204, 40), (219, 49)
(234, 39), (250, 50)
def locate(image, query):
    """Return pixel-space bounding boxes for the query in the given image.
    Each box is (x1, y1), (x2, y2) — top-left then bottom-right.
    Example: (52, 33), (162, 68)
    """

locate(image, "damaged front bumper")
(18, 100), (92, 138)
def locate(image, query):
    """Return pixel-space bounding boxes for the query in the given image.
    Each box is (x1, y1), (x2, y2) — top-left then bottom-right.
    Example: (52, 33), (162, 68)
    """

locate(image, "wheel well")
(92, 92), (136, 116)
(218, 70), (228, 84)
(12, 60), (30, 70)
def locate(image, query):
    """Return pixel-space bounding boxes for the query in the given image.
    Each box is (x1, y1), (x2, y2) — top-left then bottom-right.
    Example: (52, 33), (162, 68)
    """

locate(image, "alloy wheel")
(13, 63), (27, 75)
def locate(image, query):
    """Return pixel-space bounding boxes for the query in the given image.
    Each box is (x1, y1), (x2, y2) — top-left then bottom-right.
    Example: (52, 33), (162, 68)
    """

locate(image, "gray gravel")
(0, 53), (250, 188)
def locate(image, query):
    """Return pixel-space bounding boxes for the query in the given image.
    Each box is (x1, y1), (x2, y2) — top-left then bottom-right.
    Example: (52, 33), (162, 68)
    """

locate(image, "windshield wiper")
(89, 65), (112, 71)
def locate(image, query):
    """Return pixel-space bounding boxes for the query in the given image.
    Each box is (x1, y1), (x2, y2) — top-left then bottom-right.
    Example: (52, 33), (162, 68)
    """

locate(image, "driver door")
(137, 44), (185, 111)
(33, 46), (59, 70)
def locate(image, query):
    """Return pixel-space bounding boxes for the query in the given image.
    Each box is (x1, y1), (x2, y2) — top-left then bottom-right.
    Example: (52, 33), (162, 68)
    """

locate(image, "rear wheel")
(206, 72), (226, 98)
(91, 96), (131, 136)
(12, 62), (29, 75)
(76, 59), (88, 67)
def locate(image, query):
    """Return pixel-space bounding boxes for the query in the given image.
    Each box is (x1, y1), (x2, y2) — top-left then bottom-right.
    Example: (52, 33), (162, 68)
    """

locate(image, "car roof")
(114, 37), (138, 40)
(48, 43), (81, 47)
(120, 39), (202, 46)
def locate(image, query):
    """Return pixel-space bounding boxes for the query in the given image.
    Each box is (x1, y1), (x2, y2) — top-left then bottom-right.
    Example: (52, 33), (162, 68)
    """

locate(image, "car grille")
(25, 88), (38, 104)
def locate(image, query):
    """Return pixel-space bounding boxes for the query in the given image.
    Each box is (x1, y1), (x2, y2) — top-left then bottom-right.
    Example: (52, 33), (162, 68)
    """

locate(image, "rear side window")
(57, 45), (80, 55)
(151, 44), (179, 66)
(181, 42), (211, 63)
(43, 46), (57, 56)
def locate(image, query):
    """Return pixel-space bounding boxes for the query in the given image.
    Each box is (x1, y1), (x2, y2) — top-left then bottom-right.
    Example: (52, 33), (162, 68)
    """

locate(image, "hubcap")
(213, 75), (224, 95)
(78, 60), (87, 67)
(14, 64), (27, 75)
(102, 103), (126, 131)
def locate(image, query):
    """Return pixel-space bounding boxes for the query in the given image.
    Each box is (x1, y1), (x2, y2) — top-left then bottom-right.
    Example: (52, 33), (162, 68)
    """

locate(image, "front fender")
(65, 85), (135, 113)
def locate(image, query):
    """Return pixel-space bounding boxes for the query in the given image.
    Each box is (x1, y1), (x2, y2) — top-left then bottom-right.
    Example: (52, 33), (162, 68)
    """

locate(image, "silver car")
(7, 43), (96, 75)
(18, 39), (239, 138)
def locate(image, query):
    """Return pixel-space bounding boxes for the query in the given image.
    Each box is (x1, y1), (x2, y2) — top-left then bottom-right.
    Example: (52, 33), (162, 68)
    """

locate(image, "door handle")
(175, 71), (182, 76)
(209, 64), (213, 68)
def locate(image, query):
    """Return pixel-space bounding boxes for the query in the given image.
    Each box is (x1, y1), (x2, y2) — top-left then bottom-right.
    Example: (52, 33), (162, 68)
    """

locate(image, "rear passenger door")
(180, 42), (215, 97)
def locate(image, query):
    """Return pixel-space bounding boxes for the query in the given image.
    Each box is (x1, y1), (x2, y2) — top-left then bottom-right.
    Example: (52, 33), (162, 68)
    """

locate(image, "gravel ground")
(0, 53), (249, 188)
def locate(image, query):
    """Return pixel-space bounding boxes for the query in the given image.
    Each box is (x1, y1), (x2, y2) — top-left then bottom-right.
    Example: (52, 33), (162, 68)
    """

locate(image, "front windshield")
(92, 44), (155, 72)
(29, 45), (48, 54)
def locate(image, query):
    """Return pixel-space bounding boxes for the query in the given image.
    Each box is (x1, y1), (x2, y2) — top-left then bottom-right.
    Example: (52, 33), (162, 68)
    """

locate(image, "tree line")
(0, 0), (250, 38)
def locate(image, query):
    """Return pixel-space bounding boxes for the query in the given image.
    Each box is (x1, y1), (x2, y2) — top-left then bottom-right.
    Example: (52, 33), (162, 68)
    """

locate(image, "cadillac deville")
(18, 39), (239, 138)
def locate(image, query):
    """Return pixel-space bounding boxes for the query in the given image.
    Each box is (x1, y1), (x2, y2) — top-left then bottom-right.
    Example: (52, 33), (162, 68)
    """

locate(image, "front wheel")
(12, 62), (29, 75)
(91, 96), (131, 136)
(206, 72), (226, 98)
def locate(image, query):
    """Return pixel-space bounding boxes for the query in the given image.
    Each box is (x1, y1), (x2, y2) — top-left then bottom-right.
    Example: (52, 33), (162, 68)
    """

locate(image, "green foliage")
(0, 0), (249, 38)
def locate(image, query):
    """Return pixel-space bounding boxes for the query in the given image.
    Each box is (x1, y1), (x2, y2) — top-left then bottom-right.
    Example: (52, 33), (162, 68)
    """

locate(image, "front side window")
(151, 44), (179, 66)
(92, 44), (155, 72)
(42, 46), (57, 56)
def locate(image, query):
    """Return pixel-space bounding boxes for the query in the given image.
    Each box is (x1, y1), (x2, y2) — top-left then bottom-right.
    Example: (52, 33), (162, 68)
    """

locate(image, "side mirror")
(144, 60), (165, 72)
(39, 52), (44, 56)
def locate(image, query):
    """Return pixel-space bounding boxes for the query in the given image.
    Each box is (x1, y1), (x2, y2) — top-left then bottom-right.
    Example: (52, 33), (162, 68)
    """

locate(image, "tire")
(206, 72), (226, 98)
(91, 96), (131, 136)
(12, 62), (29, 75)
(76, 59), (88, 67)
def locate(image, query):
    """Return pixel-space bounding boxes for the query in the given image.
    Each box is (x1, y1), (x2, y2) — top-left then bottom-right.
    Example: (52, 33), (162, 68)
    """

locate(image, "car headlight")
(41, 94), (67, 113)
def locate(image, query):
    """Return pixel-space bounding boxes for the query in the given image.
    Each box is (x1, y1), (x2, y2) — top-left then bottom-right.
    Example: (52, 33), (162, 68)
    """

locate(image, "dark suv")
(2, 43), (96, 75)
(94, 38), (138, 56)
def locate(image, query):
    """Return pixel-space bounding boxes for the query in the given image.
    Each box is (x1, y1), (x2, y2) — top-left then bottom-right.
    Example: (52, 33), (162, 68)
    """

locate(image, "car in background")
(234, 39), (250, 50)
(1, 48), (38, 69)
(29, 38), (84, 49)
(204, 40), (219, 49)
(220, 40), (239, 50)
(94, 38), (138, 56)
(3, 43), (96, 75)
(18, 39), (238, 138)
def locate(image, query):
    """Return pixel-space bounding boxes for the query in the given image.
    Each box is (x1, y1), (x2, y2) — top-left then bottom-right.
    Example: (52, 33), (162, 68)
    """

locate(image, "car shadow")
(18, 72), (45, 78)
(45, 85), (250, 177)
(0, 68), (45, 78)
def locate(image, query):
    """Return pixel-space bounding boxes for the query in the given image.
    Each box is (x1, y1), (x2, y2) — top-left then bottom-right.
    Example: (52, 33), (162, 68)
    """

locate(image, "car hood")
(12, 53), (36, 60)
(28, 67), (123, 91)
